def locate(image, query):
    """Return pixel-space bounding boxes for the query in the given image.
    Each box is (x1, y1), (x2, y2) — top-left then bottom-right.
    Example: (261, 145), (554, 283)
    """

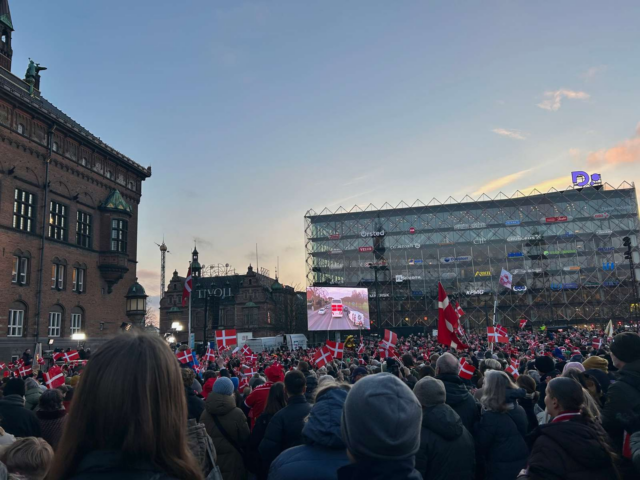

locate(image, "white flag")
(605, 320), (614, 338)
(499, 268), (513, 289)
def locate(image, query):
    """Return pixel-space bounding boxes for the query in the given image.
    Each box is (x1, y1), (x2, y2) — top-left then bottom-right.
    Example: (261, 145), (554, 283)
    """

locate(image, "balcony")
(98, 252), (129, 293)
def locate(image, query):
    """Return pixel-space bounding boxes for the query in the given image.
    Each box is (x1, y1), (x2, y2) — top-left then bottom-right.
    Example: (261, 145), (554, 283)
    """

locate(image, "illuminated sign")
(508, 252), (524, 258)
(584, 281), (600, 288)
(603, 280), (619, 287)
(409, 227), (416, 234)
(396, 275), (422, 282)
(513, 285), (527, 293)
(408, 259), (423, 265)
(596, 230), (612, 235)
(441, 256), (472, 264)
(544, 249), (577, 255)
(572, 171), (602, 187)
(602, 262), (615, 271)
(454, 222), (486, 230)
(411, 290), (423, 296)
(512, 268), (542, 274)
(474, 271), (491, 277)
(560, 232), (575, 238)
(542, 216), (570, 223)
(505, 220), (521, 226)
(329, 234), (341, 240)
(593, 213), (610, 220)
(597, 247), (615, 253)
(358, 246), (374, 253)
(465, 289), (487, 296)
(329, 264), (344, 270)
(551, 282), (579, 290)
(361, 230), (385, 238)
(508, 235), (542, 242)
(390, 243), (421, 250)
(563, 266), (581, 271)
(330, 249), (343, 255)
(369, 293), (390, 298)
(473, 237), (486, 245)
(363, 261), (387, 267)
(197, 287), (234, 299)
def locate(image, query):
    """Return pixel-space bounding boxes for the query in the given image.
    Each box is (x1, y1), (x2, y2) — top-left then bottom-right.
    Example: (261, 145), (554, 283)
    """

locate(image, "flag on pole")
(18, 365), (32, 377)
(519, 319), (528, 329)
(216, 329), (237, 349)
(455, 302), (465, 318)
(313, 346), (333, 368)
(381, 330), (397, 349)
(499, 269), (513, 290)
(459, 358), (475, 380)
(176, 349), (194, 364)
(325, 340), (344, 359)
(605, 320), (614, 338)
(592, 337), (603, 350)
(487, 327), (509, 343)
(43, 366), (65, 389)
(506, 364), (520, 378)
(437, 283), (469, 350)
(204, 347), (216, 363)
(181, 267), (193, 307)
(241, 345), (253, 356)
(63, 350), (80, 363)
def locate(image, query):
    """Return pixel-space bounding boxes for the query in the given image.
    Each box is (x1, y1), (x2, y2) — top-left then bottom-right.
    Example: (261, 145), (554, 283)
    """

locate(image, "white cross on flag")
(216, 329), (237, 349)
(245, 353), (257, 365)
(519, 319), (528, 329)
(381, 329), (397, 349)
(43, 366), (65, 389)
(455, 302), (465, 319)
(63, 350), (80, 363)
(176, 349), (194, 364)
(181, 267), (192, 307)
(378, 342), (397, 358)
(52, 352), (64, 362)
(506, 364), (519, 378)
(325, 340), (344, 359)
(459, 358), (475, 380)
(239, 377), (250, 391)
(242, 345), (253, 356)
(357, 343), (365, 355)
(37, 357), (45, 365)
(204, 347), (216, 363)
(0, 363), (5, 370)
(499, 268), (513, 290)
(487, 327), (509, 343)
(18, 365), (32, 377)
(437, 283), (468, 350)
(243, 366), (258, 376)
(313, 346), (333, 368)
(592, 337), (603, 350)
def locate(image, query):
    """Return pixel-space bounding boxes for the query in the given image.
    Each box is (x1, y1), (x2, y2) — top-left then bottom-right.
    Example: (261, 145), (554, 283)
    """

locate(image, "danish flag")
(216, 329), (237, 348)
(437, 283), (468, 350)
(313, 346), (333, 368)
(52, 352), (64, 362)
(358, 357), (367, 365)
(204, 347), (216, 363)
(0, 363), (5, 370)
(181, 267), (192, 307)
(18, 365), (32, 377)
(455, 302), (465, 318)
(176, 349), (194, 364)
(239, 377), (250, 391)
(592, 337), (603, 350)
(243, 366), (258, 376)
(519, 319), (528, 329)
(380, 329), (397, 350)
(242, 345), (253, 356)
(357, 343), (365, 355)
(37, 357), (45, 365)
(506, 364), (519, 378)
(378, 342), (396, 358)
(245, 353), (257, 364)
(487, 327), (509, 344)
(325, 340), (344, 359)
(459, 358), (475, 380)
(63, 350), (80, 363)
(43, 366), (65, 389)
(511, 358), (520, 370)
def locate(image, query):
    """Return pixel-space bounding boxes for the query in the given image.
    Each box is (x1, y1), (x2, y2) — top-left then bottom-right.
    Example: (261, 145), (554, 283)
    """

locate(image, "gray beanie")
(341, 373), (421, 460)
(413, 377), (445, 407)
(213, 377), (234, 396)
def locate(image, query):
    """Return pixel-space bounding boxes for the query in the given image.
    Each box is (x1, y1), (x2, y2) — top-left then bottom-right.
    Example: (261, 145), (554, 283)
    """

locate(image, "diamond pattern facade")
(305, 183), (640, 331)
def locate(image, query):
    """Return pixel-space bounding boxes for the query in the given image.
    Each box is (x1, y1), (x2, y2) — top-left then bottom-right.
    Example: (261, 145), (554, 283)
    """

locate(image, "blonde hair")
(1, 437), (53, 480)
(481, 370), (518, 413)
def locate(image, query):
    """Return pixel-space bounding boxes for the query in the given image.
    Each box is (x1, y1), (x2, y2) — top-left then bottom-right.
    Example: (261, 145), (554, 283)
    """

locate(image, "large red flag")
(313, 346), (333, 368)
(216, 329), (237, 348)
(437, 283), (468, 350)
(181, 267), (193, 306)
(43, 366), (65, 389)
(325, 340), (344, 359)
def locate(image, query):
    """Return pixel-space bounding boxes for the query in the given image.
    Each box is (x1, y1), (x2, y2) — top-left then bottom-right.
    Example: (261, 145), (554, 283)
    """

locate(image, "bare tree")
(145, 306), (159, 328)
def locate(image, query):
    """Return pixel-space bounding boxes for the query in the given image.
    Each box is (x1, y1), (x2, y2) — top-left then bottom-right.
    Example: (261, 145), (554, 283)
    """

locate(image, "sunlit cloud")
(472, 169), (533, 196)
(521, 176), (571, 193)
(587, 124), (640, 166)
(537, 89), (590, 111)
(492, 128), (527, 140)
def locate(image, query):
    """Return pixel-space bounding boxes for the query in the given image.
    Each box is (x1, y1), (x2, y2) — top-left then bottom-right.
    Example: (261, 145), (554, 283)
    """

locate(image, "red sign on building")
(409, 227), (416, 234)
(359, 246), (374, 253)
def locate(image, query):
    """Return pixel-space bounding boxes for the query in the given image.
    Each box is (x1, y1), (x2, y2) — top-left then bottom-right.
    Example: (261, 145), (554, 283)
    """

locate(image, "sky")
(9, 0), (640, 311)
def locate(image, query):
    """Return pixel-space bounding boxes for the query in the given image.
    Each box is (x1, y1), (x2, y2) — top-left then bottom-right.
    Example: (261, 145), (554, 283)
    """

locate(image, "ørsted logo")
(361, 230), (385, 238)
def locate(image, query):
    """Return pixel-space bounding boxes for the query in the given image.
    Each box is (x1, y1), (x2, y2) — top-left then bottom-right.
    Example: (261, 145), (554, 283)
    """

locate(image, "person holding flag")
(437, 283), (468, 350)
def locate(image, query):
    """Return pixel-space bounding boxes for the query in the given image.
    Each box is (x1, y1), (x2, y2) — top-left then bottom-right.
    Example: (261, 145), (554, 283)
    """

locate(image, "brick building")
(160, 249), (307, 347)
(0, 1), (151, 361)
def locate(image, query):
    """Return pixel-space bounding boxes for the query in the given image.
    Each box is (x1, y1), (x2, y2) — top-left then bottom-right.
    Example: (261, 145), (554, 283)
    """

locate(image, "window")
(111, 219), (128, 253)
(73, 267), (85, 293)
(52, 264), (65, 290)
(52, 141), (59, 152)
(81, 157), (87, 166)
(48, 311), (61, 337)
(49, 201), (67, 241)
(76, 211), (92, 248)
(11, 256), (29, 285)
(106, 169), (113, 179)
(13, 189), (35, 232)
(17, 123), (25, 135)
(70, 312), (82, 335)
(8, 309), (24, 337)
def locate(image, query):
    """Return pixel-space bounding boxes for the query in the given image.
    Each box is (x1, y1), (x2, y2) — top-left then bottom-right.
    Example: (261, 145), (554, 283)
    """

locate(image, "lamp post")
(125, 278), (148, 328)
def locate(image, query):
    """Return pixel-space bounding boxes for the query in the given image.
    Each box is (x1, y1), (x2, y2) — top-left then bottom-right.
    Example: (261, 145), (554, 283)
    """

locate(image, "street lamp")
(171, 322), (184, 331)
(125, 278), (148, 328)
(71, 332), (86, 349)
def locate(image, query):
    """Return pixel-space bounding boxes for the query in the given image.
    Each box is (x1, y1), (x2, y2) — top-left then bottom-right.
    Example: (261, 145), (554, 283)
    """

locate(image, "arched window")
(11, 249), (31, 286)
(70, 306), (83, 335)
(51, 257), (67, 290)
(48, 304), (64, 338)
(8, 301), (27, 337)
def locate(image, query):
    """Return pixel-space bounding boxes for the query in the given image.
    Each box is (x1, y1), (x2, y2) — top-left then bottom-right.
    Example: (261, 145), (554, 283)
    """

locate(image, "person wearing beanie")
(260, 371), (311, 470)
(0, 378), (41, 438)
(200, 376), (250, 480)
(602, 332), (640, 478)
(583, 356), (614, 395)
(534, 356), (560, 409)
(562, 362), (585, 374)
(244, 364), (285, 430)
(338, 373), (422, 480)
(298, 361), (318, 403)
(350, 367), (368, 384)
(413, 378), (475, 480)
(181, 367), (204, 420)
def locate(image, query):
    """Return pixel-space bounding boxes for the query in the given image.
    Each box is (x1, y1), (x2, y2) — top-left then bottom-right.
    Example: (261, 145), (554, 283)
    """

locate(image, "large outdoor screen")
(307, 287), (371, 331)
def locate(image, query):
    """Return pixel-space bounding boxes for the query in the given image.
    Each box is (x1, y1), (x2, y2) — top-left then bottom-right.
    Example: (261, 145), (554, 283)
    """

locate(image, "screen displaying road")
(307, 287), (371, 331)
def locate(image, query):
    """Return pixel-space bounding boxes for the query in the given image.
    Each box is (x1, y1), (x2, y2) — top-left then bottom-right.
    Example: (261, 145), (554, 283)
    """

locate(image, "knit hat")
(610, 333), (640, 364)
(212, 377), (234, 396)
(3, 378), (25, 397)
(535, 356), (555, 374)
(413, 377), (446, 407)
(583, 356), (609, 373)
(562, 362), (585, 373)
(350, 367), (368, 384)
(230, 377), (239, 391)
(341, 373), (422, 461)
(265, 364), (285, 383)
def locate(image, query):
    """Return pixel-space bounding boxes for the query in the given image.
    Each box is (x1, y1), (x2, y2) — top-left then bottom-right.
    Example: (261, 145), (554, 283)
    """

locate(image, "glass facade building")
(305, 183), (640, 331)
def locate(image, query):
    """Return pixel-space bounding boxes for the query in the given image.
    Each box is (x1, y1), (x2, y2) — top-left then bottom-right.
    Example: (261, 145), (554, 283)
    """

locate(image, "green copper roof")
(244, 301), (258, 308)
(271, 279), (283, 290)
(168, 306), (182, 313)
(0, 1), (13, 31)
(0, 14), (12, 30)
(101, 189), (133, 214)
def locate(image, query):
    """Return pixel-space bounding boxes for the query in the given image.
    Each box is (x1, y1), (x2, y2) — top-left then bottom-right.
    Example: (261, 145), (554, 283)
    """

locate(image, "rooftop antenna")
(256, 243), (259, 275)
(155, 238), (169, 298)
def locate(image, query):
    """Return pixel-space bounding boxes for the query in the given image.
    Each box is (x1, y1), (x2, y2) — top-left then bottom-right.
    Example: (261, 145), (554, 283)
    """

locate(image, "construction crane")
(155, 240), (169, 298)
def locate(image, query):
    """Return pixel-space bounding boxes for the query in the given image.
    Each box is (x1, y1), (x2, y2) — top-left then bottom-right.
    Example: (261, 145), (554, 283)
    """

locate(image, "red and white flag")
(204, 347), (216, 363)
(506, 364), (520, 378)
(245, 353), (257, 364)
(313, 346), (333, 368)
(43, 366), (65, 389)
(0, 363), (5, 370)
(511, 358), (520, 370)
(455, 302), (465, 319)
(381, 329), (397, 349)
(437, 283), (468, 350)
(499, 269), (513, 290)
(176, 349), (194, 364)
(63, 350), (80, 363)
(243, 366), (258, 376)
(487, 327), (509, 344)
(519, 319), (528, 329)
(378, 342), (397, 358)
(325, 340), (344, 359)
(592, 337), (603, 350)
(216, 329), (237, 349)
(358, 357), (367, 365)
(181, 267), (193, 307)
(37, 357), (45, 365)
(357, 343), (365, 355)
(239, 377), (250, 391)
(241, 345), (253, 356)
(18, 365), (32, 377)
(459, 358), (476, 380)
(52, 352), (64, 362)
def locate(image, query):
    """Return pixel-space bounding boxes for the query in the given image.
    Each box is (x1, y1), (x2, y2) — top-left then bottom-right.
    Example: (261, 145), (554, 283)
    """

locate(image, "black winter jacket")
(517, 396), (539, 434)
(259, 395), (311, 468)
(304, 372), (318, 403)
(415, 403), (475, 480)
(0, 394), (41, 438)
(66, 450), (179, 480)
(337, 458), (422, 480)
(185, 386), (205, 421)
(436, 373), (480, 434)
(247, 413), (275, 480)
(475, 400), (529, 480)
(527, 416), (617, 480)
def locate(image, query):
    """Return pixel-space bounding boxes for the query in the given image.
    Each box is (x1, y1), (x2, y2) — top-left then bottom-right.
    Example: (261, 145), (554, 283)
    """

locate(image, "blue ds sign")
(572, 171), (602, 187)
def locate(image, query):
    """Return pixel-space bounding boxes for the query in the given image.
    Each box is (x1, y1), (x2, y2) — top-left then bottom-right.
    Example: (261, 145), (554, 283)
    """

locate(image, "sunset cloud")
(521, 176), (571, 193)
(472, 169), (533, 196)
(492, 128), (527, 140)
(587, 124), (640, 166)
(537, 89), (590, 111)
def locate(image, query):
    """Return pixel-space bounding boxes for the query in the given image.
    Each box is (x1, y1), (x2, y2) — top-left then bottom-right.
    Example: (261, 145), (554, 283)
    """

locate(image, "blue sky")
(10, 0), (640, 308)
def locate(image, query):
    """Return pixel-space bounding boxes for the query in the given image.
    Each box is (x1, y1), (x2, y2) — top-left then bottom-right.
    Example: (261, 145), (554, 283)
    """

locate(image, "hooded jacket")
(303, 371), (318, 403)
(436, 373), (480, 433)
(0, 395), (41, 438)
(24, 385), (42, 411)
(337, 458), (422, 480)
(527, 416), (617, 480)
(415, 403), (475, 480)
(200, 392), (251, 480)
(184, 385), (205, 421)
(268, 389), (350, 480)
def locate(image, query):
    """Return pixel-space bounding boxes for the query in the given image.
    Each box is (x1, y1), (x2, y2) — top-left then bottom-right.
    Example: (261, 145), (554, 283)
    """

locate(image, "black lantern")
(125, 278), (148, 327)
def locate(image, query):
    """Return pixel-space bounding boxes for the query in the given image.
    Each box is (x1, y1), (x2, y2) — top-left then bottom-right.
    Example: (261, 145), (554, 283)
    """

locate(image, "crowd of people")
(0, 326), (639, 480)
